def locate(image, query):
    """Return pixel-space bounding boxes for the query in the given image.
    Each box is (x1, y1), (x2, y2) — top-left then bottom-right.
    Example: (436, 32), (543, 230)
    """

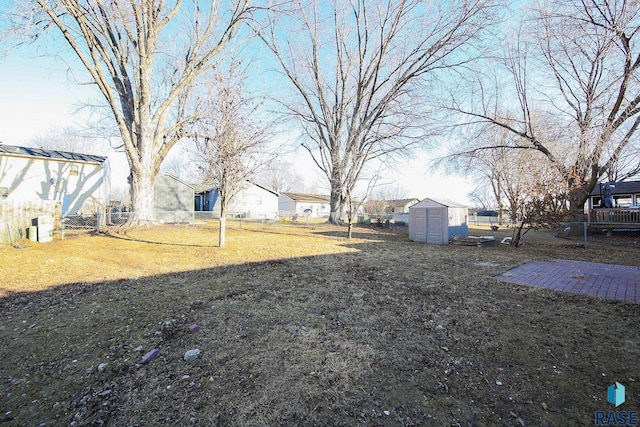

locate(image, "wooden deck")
(588, 208), (640, 231)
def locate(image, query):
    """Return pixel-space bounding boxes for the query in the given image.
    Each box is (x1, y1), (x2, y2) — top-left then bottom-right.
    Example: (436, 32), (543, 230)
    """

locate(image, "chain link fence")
(467, 221), (639, 249)
(4, 203), (639, 250)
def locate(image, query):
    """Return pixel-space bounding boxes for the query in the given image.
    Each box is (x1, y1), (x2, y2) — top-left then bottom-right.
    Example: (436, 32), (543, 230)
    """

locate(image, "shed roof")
(589, 180), (640, 196)
(157, 174), (194, 189)
(0, 144), (107, 165)
(410, 197), (468, 209)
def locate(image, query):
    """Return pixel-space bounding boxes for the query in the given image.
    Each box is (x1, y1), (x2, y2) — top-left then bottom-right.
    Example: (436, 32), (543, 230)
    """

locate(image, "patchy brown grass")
(1, 221), (639, 426)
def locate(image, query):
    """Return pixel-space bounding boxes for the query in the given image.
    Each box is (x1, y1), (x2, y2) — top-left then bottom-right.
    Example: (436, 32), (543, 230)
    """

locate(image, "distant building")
(279, 192), (363, 219)
(194, 181), (279, 219)
(588, 180), (640, 209)
(363, 198), (419, 214)
(278, 192), (332, 218)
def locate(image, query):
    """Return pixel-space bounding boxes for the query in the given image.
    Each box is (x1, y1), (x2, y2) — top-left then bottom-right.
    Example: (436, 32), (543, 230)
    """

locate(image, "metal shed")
(409, 198), (468, 244)
(154, 174), (194, 223)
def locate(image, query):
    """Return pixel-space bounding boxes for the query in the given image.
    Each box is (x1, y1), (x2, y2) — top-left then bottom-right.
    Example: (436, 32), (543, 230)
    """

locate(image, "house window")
(0, 187), (7, 200)
(613, 195), (633, 207)
(70, 165), (79, 176)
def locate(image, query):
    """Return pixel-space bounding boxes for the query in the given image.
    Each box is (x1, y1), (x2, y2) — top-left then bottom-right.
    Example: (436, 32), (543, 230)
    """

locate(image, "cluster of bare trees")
(3, 0), (640, 238)
(448, 0), (640, 225)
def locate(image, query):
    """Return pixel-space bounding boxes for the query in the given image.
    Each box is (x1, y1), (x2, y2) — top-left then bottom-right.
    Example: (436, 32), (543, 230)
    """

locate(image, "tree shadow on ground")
(1, 239), (639, 427)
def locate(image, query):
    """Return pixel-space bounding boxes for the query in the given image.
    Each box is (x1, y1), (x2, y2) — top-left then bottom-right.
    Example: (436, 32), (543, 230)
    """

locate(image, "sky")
(0, 24), (475, 206)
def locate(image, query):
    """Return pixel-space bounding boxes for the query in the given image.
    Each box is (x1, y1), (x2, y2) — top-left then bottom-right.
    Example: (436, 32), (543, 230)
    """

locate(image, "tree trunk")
(512, 222), (526, 247)
(129, 167), (156, 224)
(567, 188), (589, 222)
(219, 216), (226, 247)
(219, 203), (227, 247)
(328, 183), (344, 225)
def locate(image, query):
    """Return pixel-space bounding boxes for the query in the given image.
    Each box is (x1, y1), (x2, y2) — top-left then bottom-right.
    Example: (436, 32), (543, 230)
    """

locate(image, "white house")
(279, 193), (332, 218)
(0, 144), (109, 215)
(194, 181), (279, 219)
(279, 192), (364, 219)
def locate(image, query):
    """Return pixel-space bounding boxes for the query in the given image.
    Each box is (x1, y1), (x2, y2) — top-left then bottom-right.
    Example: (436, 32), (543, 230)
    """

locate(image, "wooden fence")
(0, 200), (62, 243)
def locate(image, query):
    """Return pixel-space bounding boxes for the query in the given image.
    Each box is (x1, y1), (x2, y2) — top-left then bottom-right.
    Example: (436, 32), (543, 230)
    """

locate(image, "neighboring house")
(279, 192), (331, 218)
(194, 181), (279, 219)
(409, 198), (468, 244)
(0, 144), (109, 215)
(587, 181), (640, 209)
(279, 192), (363, 219)
(154, 174), (194, 223)
(586, 180), (640, 229)
(364, 198), (419, 214)
(387, 198), (419, 213)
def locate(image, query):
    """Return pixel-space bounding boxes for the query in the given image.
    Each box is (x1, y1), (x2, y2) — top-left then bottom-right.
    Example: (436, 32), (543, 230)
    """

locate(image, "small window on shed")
(0, 187), (8, 200)
(69, 165), (79, 176)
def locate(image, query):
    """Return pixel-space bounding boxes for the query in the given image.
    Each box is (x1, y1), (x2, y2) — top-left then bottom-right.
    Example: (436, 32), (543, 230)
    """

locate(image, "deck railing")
(589, 208), (640, 223)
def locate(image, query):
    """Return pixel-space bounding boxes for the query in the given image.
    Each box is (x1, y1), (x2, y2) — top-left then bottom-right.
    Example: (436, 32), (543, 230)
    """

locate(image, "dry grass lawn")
(0, 221), (639, 426)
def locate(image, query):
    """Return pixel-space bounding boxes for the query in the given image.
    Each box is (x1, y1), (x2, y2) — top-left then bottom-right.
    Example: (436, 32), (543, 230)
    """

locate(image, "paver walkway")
(494, 259), (639, 304)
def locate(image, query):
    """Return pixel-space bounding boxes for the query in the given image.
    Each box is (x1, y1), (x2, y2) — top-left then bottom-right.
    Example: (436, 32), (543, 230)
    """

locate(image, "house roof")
(281, 192), (331, 203)
(193, 181), (278, 196)
(251, 182), (279, 196)
(0, 144), (107, 165)
(384, 198), (419, 207)
(589, 180), (640, 196)
(193, 183), (217, 194)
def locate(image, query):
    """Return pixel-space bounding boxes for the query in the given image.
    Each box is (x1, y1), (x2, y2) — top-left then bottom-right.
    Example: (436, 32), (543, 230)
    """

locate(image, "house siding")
(278, 193), (334, 218)
(199, 183), (278, 219)
(0, 153), (107, 215)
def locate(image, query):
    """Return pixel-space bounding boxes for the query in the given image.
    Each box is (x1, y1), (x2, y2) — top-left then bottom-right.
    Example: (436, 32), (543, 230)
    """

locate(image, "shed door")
(410, 208), (427, 242)
(427, 208), (444, 244)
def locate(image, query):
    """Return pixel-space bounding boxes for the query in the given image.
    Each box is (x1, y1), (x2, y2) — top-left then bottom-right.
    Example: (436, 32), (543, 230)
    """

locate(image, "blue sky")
(0, 18), (474, 205)
(0, 54), (89, 144)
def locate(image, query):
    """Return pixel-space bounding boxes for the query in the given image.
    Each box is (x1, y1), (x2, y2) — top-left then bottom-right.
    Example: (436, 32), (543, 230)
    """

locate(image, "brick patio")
(494, 259), (640, 304)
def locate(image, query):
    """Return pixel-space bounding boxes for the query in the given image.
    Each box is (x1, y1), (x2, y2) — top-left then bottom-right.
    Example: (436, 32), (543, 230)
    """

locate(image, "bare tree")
(449, 0), (640, 219)
(255, 159), (306, 193)
(445, 125), (523, 224)
(189, 62), (271, 247)
(257, 0), (497, 224)
(508, 165), (569, 247)
(30, 125), (108, 155)
(160, 152), (193, 183)
(17, 0), (253, 223)
(447, 120), (572, 232)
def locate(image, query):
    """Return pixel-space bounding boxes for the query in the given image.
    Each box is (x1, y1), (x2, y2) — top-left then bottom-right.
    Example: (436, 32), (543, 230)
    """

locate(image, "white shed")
(409, 198), (468, 244)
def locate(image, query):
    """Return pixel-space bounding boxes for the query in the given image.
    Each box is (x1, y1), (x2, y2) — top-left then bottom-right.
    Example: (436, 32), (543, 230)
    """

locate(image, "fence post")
(583, 221), (587, 249)
(96, 209), (101, 233)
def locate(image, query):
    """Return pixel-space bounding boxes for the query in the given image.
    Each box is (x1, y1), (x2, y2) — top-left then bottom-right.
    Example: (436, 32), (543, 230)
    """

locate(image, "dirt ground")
(0, 221), (639, 426)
